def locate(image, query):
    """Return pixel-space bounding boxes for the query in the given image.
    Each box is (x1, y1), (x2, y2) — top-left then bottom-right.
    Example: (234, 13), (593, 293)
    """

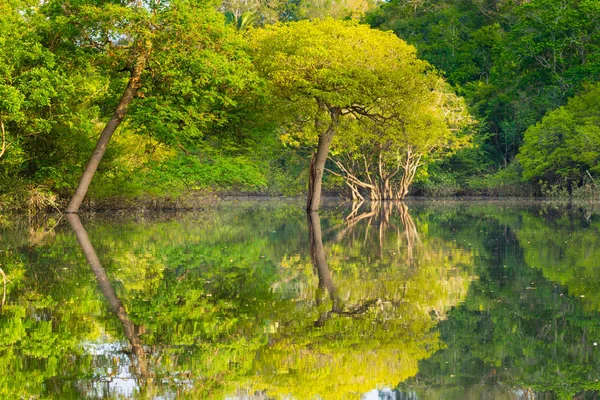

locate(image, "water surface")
(2, 200), (600, 399)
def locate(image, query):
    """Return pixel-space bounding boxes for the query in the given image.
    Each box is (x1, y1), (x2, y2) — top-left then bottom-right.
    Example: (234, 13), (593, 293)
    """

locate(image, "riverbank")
(3, 188), (600, 215)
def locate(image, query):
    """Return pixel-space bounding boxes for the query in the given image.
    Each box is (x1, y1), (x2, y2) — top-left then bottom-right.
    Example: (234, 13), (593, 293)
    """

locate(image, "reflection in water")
(309, 210), (379, 327)
(242, 204), (472, 399)
(341, 202), (420, 263)
(397, 204), (600, 399)
(3, 201), (600, 398)
(310, 203), (423, 327)
(308, 210), (339, 327)
(66, 214), (150, 389)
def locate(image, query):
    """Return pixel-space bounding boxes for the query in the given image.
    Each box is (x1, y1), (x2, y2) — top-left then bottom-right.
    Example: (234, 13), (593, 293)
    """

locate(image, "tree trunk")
(329, 156), (376, 201)
(347, 180), (363, 202)
(398, 202), (419, 264)
(306, 112), (339, 212)
(397, 150), (421, 199)
(66, 47), (149, 213)
(308, 211), (335, 296)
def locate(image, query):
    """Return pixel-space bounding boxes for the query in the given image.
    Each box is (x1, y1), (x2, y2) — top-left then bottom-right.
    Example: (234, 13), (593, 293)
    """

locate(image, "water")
(2, 200), (600, 399)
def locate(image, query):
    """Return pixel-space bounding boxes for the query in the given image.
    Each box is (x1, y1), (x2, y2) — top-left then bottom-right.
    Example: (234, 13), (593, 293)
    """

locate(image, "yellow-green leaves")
(250, 19), (428, 113)
(249, 19), (472, 199)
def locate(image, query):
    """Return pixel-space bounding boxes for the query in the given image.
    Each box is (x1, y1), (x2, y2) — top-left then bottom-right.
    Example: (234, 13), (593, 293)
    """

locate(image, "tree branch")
(0, 119), (10, 159)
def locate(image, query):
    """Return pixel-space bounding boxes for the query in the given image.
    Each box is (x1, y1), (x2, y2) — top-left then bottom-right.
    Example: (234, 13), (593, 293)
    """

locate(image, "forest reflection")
(3, 201), (600, 398)
(238, 202), (473, 399)
(67, 214), (150, 393)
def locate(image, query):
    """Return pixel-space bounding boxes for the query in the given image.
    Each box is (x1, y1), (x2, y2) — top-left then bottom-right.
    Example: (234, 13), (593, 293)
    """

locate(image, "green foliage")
(250, 19), (470, 199)
(0, 0), (100, 200)
(366, 0), (600, 183)
(0, 0), (281, 209)
(418, 170), (460, 197)
(143, 152), (269, 195)
(250, 19), (432, 117)
(5, 0), (600, 205)
(464, 161), (535, 196)
(518, 83), (600, 188)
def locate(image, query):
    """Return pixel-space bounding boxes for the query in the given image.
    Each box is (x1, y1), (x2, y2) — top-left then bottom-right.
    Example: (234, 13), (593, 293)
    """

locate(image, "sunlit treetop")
(249, 18), (436, 119)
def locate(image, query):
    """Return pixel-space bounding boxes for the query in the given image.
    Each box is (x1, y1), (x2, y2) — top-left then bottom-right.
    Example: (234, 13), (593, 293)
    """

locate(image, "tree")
(37, 0), (257, 213)
(366, 0), (600, 174)
(517, 83), (600, 187)
(328, 81), (472, 200)
(250, 19), (439, 211)
(0, 0), (101, 204)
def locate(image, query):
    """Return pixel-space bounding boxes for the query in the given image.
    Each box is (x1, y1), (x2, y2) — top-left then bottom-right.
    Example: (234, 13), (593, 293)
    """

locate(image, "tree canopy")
(518, 83), (600, 186)
(250, 19), (458, 207)
(365, 0), (600, 195)
(4, 0), (600, 208)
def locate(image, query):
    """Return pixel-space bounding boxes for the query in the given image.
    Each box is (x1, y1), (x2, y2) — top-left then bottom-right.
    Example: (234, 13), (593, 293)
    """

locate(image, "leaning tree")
(250, 19), (445, 211)
(40, 0), (257, 213)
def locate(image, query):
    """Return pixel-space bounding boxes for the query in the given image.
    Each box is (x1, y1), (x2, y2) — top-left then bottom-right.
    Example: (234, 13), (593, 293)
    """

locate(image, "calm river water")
(2, 200), (600, 399)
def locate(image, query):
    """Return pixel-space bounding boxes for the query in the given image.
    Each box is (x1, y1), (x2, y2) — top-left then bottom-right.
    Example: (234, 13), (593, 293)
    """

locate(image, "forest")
(2, 0), (600, 211)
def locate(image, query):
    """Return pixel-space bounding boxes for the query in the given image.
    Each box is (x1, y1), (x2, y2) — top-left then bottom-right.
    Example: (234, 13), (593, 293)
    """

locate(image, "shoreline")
(3, 193), (600, 215)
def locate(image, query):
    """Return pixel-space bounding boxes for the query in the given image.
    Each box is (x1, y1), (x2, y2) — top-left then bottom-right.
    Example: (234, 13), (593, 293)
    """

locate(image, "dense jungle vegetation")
(2, 0), (600, 210)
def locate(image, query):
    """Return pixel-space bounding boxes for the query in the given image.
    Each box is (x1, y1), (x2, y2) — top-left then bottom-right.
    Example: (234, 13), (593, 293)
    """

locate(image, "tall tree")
(38, 0), (257, 212)
(250, 19), (441, 211)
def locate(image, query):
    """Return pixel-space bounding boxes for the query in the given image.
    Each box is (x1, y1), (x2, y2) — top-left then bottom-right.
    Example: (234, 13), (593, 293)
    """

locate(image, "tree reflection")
(243, 203), (473, 399)
(63, 210), (280, 398)
(398, 204), (600, 399)
(309, 211), (378, 327)
(341, 201), (420, 263)
(308, 210), (339, 327)
(1, 202), (482, 399)
(66, 214), (150, 387)
(515, 209), (600, 311)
